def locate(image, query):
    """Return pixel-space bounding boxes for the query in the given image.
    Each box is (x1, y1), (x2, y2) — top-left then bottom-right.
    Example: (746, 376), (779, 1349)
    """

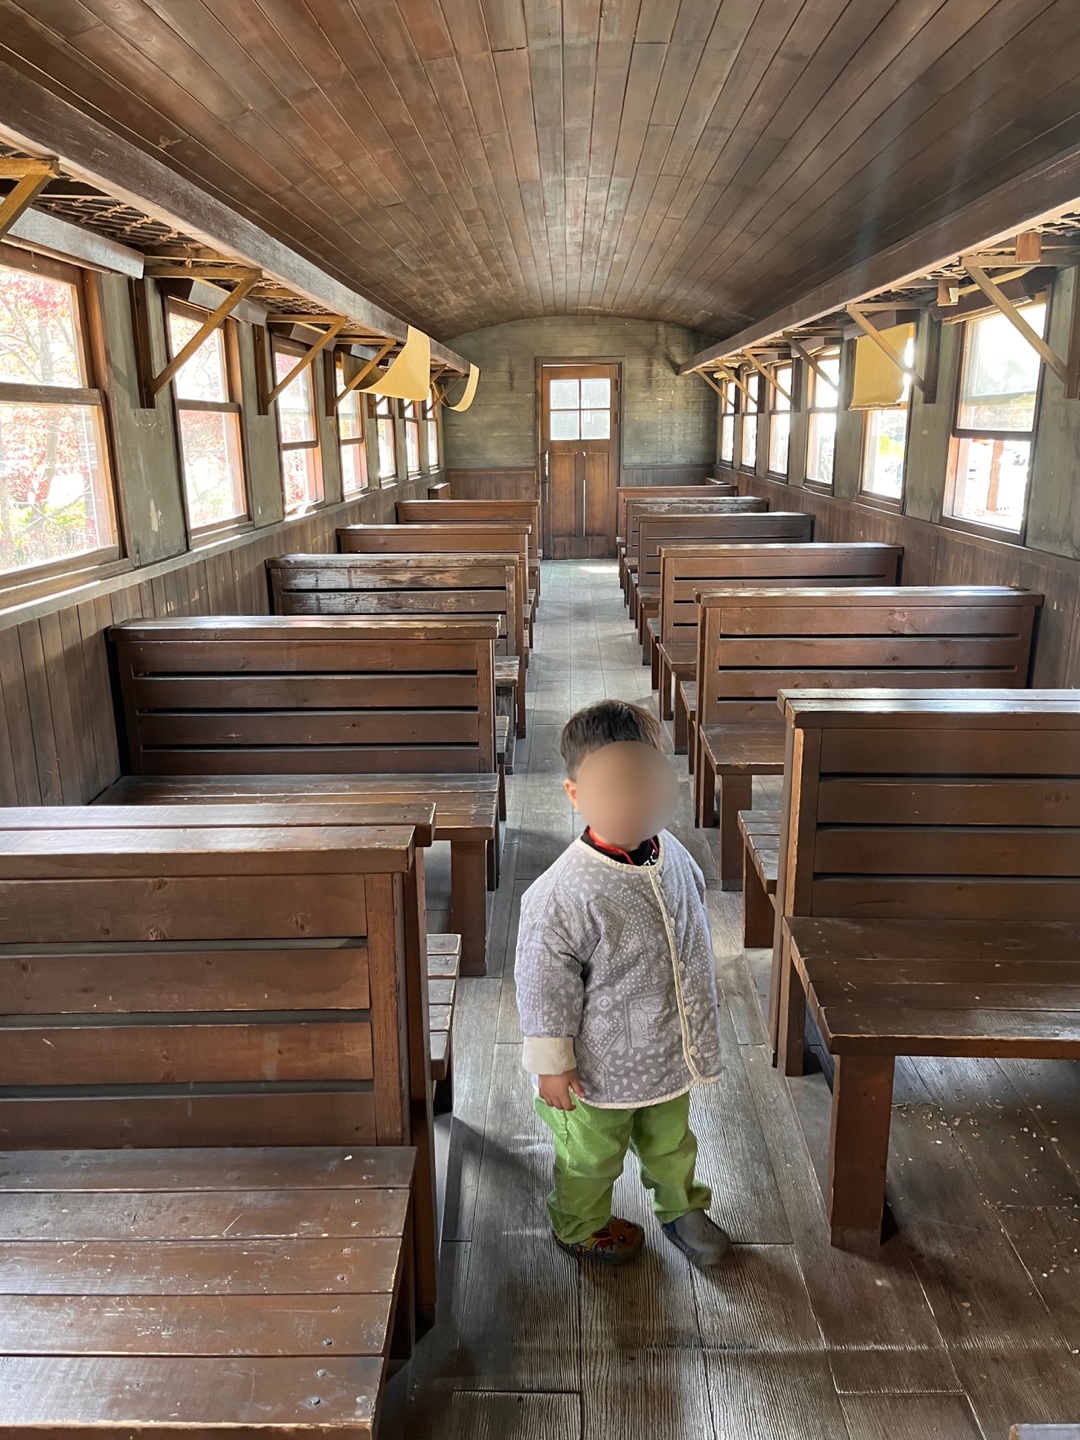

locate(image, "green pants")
(534, 1090), (712, 1245)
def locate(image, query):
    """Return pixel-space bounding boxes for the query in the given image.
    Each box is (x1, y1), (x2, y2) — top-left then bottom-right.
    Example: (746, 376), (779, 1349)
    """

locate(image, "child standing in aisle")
(515, 699), (730, 1267)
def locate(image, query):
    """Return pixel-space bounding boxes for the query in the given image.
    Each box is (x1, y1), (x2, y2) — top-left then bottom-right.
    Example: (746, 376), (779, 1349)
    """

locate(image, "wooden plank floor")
(382, 560), (1080, 1440)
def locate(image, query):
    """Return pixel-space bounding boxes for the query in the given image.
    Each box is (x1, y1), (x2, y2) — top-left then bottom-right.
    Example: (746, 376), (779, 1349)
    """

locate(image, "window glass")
(0, 257), (116, 576)
(719, 378), (735, 464)
(768, 362), (791, 475)
(167, 305), (246, 531)
(948, 302), (1045, 532)
(860, 337), (912, 501)
(374, 393), (397, 481)
(273, 342), (322, 513)
(740, 372), (759, 468)
(403, 400), (421, 475)
(335, 358), (368, 495)
(806, 352), (840, 487)
(423, 391), (439, 469)
(547, 372), (611, 442)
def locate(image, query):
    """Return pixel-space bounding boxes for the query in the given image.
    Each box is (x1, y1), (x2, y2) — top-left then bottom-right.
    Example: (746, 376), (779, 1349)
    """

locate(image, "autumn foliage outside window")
(0, 250), (116, 579)
(166, 302), (247, 532)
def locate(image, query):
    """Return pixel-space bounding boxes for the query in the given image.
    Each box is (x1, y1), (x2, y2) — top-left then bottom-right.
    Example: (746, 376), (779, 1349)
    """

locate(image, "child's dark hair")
(560, 699), (662, 779)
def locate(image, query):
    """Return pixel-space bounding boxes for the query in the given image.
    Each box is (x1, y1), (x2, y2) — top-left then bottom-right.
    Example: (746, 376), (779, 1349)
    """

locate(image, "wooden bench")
(427, 480), (451, 499)
(624, 495), (770, 625)
(0, 812), (424, 1433)
(774, 692), (1080, 1251)
(693, 586), (1041, 887)
(268, 551), (528, 743)
(655, 542), (902, 734)
(107, 616), (502, 976)
(339, 521), (535, 648)
(615, 481), (736, 596)
(737, 808), (780, 949)
(396, 498), (542, 607)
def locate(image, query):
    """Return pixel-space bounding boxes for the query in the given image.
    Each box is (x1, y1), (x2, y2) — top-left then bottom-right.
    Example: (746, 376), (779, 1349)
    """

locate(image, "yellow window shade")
(357, 325), (432, 401)
(443, 363), (480, 412)
(850, 323), (914, 409)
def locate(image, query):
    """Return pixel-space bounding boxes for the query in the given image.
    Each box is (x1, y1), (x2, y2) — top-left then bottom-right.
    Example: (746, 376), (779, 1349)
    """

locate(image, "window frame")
(804, 347), (841, 492)
(334, 356), (369, 497)
(766, 362), (792, 479)
(423, 390), (439, 471)
(402, 398), (422, 477)
(739, 368), (760, 472)
(272, 336), (324, 516)
(371, 392), (398, 484)
(165, 298), (249, 540)
(0, 243), (121, 592)
(719, 377), (736, 466)
(857, 334), (914, 511)
(942, 297), (1047, 543)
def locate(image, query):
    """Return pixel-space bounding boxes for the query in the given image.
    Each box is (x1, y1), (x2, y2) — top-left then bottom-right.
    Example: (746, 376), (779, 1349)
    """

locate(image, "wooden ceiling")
(3, 0), (1080, 342)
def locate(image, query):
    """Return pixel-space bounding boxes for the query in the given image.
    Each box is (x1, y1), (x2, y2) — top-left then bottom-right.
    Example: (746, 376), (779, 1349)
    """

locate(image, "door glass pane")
(580, 378), (610, 408)
(549, 410), (580, 440)
(581, 408), (610, 439)
(549, 378), (579, 409)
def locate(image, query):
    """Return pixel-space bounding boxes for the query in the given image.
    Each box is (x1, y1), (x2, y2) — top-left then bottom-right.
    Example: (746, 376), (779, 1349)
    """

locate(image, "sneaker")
(555, 1217), (644, 1266)
(661, 1210), (732, 1268)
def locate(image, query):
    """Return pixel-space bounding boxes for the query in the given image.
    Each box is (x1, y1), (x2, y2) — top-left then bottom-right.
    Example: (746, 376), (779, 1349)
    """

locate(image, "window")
(0, 250), (116, 579)
(767, 363), (792, 476)
(335, 358), (368, 496)
(423, 390), (439, 470)
(403, 399), (422, 476)
(861, 334), (914, 503)
(372, 393), (397, 482)
(806, 350), (840, 487)
(719, 378), (735, 464)
(740, 371), (760, 469)
(166, 302), (246, 533)
(946, 302), (1046, 533)
(273, 341), (323, 515)
(548, 375), (611, 439)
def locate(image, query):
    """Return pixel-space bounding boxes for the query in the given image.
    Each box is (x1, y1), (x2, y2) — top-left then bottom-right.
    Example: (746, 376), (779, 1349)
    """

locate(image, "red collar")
(583, 828), (659, 866)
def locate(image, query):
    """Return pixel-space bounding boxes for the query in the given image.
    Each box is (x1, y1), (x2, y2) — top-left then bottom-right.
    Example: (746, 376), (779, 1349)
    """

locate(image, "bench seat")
(736, 808), (780, 948)
(426, 933), (461, 1093)
(0, 1145), (414, 1437)
(784, 916), (1080, 1249)
(697, 724), (786, 888)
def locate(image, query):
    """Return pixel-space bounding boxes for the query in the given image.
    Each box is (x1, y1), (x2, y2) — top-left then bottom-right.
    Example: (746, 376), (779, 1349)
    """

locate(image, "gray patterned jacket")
(515, 832), (722, 1108)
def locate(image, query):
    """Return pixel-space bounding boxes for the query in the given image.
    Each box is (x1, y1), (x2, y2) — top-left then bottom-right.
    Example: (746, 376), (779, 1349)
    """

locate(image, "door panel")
(540, 362), (619, 559)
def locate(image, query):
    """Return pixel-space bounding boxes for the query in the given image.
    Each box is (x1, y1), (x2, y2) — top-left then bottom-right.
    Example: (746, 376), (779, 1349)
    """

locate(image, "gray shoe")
(662, 1210), (732, 1268)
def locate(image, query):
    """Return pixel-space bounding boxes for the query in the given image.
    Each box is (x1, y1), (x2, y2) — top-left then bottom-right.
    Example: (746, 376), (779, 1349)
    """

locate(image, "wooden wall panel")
(729, 472), (1080, 691)
(0, 479), (431, 808)
(445, 468), (539, 501)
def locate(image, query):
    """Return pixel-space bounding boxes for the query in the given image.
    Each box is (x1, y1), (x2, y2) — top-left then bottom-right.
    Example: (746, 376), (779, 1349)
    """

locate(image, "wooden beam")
(6, 203), (143, 276)
(0, 158), (59, 241)
(846, 304), (926, 394)
(963, 263), (1067, 384)
(679, 135), (1080, 376)
(744, 351), (792, 404)
(149, 271), (261, 396)
(335, 339), (394, 407)
(1015, 230), (1042, 263)
(267, 317), (347, 405)
(0, 63), (470, 377)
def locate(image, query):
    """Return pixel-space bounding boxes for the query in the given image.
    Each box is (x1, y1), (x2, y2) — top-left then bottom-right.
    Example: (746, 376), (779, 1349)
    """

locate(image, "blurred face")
(564, 741), (680, 849)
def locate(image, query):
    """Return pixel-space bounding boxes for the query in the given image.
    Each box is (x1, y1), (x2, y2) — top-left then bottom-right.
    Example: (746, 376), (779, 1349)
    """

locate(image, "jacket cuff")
(522, 1036), (577, 1075)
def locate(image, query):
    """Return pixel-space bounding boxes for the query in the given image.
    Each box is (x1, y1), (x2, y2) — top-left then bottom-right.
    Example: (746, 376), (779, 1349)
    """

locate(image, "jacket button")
(689, 1045), (699, 1056)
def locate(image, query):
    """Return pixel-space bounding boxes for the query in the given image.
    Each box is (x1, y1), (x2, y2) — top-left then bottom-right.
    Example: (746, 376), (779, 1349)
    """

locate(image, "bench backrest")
(397, 500), (541, 565)
(339, 522), (531, 609)
(0, 810), (418, 1147)
(697, 587), (1041, 729)
(268, 552), (524, 659)
(427, 481), (451, 498)
(616, 481), (736, 540)
(626, 495), (769, 565)
(659, 543), (903, 648)
(776, 691), (1080, 922)
(637, 511), (811, 591)
(110, 615), (498, 776)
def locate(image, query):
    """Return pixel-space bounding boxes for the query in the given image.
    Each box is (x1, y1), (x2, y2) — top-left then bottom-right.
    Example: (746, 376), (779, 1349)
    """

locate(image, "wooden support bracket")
(846, 303), (927, 394)
(149, 270), (261, 396)
(784, 334), (836, 395)
(963, 262), (1068, 387)
(266, 317), (347, 405)
(744, 351), (792, 405)
(0, 157), (60, 241)
(334, 339), (395, 407)
(698, 370), (726, 398)
(716, 364), (758, 409)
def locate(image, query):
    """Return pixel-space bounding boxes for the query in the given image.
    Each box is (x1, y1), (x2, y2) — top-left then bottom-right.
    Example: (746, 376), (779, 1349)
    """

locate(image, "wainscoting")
(0, 476), (433, 807)
(728, 470), (1080, 689)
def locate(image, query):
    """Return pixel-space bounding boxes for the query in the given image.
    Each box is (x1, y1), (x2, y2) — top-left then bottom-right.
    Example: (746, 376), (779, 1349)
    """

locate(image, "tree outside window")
(0, 251), (116, 578)
(166, 303), (246, 533)
(947, 303), (1045, 533)
(273, 341), (323, 514)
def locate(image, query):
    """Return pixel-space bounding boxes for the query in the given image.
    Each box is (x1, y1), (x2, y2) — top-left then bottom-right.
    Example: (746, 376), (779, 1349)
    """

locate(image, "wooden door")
(540, 362), (619, 559)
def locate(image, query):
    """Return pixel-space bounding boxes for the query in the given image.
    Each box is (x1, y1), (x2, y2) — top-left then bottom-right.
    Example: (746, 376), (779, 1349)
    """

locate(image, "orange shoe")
(555, 1217), (644, 1266)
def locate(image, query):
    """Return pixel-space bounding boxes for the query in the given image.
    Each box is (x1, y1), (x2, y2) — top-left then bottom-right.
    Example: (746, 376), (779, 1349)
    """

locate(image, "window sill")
(190, 518), (254, 548)
(856, 491), (903, 514)
(939, 513), (1025, 545)
(766, 470), (790, 482)
(0, 552), (129, 610)
(803, 479), (835, 495)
